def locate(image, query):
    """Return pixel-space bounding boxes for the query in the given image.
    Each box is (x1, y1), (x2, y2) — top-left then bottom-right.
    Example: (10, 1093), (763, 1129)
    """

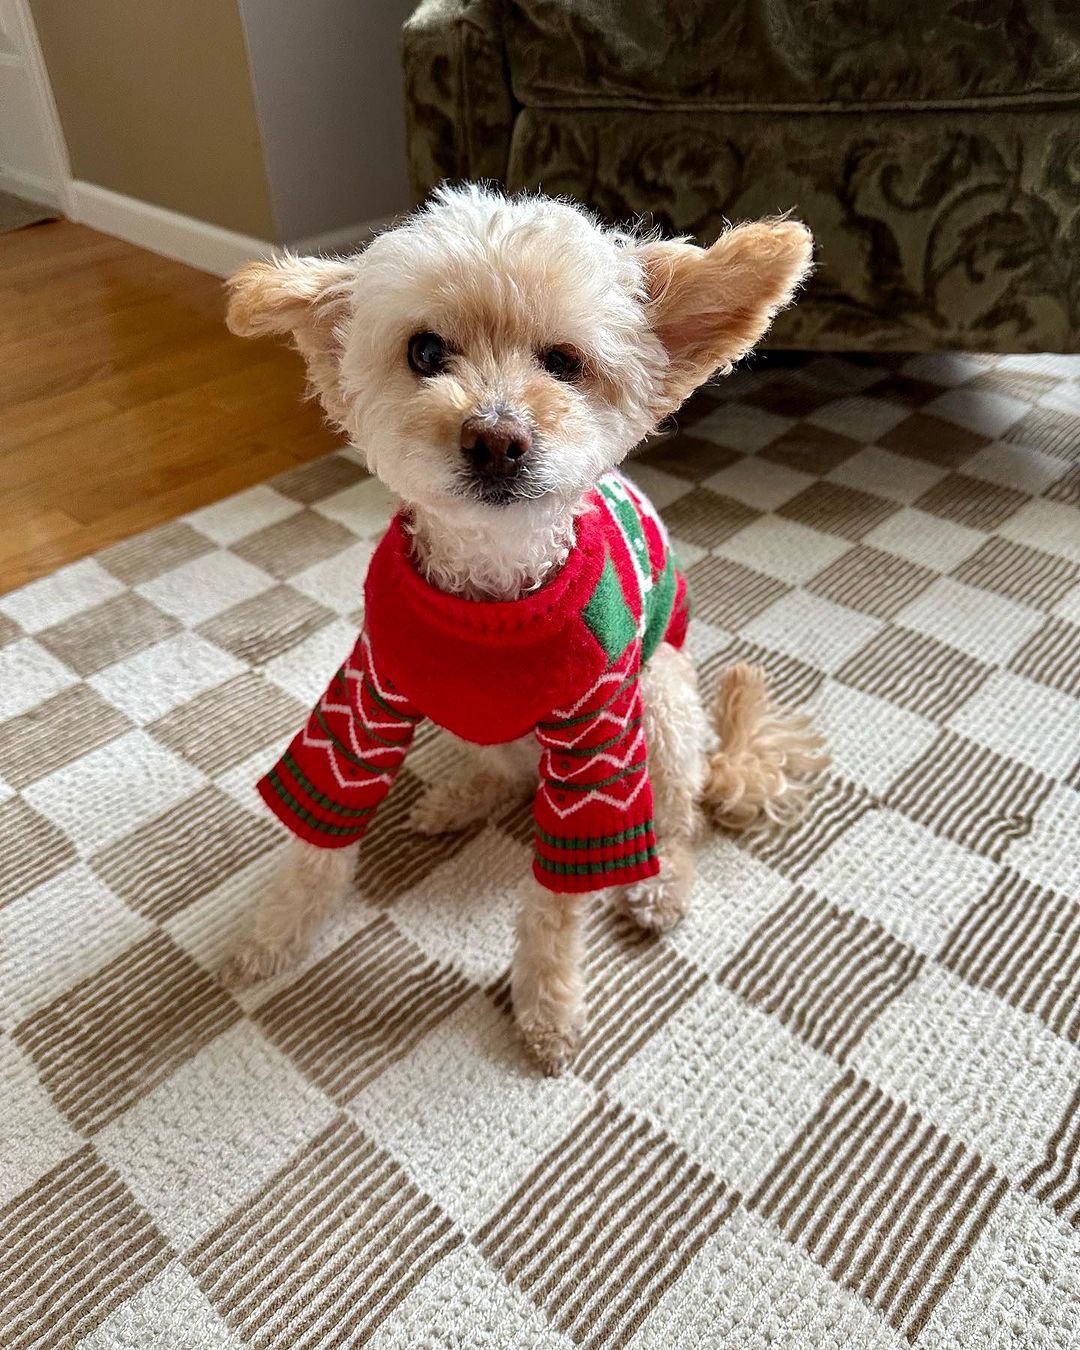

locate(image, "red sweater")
(258, 472), (689, 893)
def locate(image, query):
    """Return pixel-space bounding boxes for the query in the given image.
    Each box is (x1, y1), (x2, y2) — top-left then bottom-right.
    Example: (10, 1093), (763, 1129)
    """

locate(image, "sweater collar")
(368, 497), (607, 639)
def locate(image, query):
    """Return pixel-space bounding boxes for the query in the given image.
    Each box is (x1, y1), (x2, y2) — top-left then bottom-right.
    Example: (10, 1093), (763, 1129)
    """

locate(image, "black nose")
(460, 415), (532, 477)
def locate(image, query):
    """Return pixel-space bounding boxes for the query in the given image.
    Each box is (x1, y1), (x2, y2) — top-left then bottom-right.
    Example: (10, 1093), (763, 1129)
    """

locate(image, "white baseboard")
(68, 180), (274, 277)
(0, 165), (66, 211)
(288, 213), (399, 256)
(67, 181), (399, 274)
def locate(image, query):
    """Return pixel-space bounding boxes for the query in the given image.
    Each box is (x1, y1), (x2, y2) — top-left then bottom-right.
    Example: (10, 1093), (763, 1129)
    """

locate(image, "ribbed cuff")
(257, 772), (370, 850)
(532, 817), (659, 893)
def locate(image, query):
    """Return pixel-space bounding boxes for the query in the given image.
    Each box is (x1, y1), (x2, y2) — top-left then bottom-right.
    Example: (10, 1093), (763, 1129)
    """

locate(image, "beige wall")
(29, 0), (275, 238)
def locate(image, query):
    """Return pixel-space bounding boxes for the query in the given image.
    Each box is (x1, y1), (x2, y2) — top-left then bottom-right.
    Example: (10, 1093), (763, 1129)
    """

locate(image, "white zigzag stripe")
(347, 719), (404, 761)
(300, 726), (396, 789)
(541, 727), (645, 780)
(360, 632), (412, 704)
(340, 659), (406, 729)
(538, 701), (638, 750)
(538, 770), (649, 820)
(548, 644), (638, 720)
(321, 693), (405, 738)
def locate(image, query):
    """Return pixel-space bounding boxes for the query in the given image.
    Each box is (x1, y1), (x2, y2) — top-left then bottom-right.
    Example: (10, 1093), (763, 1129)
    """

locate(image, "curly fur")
(222, 184), (822, 1075)
(704, 664), (831, 831)
(226, 184), (811, 602)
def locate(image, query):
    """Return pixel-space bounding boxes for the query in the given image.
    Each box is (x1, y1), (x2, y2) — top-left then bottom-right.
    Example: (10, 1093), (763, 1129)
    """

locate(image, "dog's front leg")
(221, 838), (358, 985)
(512, 876), (587, 1077)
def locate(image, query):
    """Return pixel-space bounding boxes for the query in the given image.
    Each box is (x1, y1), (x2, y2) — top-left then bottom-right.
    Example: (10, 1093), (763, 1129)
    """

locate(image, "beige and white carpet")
(2, 351), (1080, 1349)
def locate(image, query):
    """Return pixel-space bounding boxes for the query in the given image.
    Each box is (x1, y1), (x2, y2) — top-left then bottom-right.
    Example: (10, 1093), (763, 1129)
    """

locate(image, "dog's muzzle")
(461, 413), (531, 479)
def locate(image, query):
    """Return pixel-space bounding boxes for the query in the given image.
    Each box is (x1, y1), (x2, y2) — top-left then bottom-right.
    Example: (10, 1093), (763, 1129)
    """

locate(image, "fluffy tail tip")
(703, 663), (830, 833)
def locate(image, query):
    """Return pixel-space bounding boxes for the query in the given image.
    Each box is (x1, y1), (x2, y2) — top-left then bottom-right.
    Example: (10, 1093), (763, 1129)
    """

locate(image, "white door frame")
(0, 0), (72, 214)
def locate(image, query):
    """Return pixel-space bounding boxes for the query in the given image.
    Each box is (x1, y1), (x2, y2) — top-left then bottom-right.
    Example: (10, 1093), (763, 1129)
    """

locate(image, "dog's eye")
(541, 347), (582, 381)
(408, 332), (448, 376)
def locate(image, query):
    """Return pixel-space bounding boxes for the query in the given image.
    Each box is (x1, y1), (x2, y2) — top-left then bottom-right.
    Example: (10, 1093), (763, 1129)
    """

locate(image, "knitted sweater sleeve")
(532, 644), (660, 893)
(257, 631), (422, 848)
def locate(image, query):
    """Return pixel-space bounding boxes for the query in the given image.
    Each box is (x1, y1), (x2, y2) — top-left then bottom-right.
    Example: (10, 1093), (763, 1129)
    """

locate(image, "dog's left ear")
(637, 219), (813, 413)
(225, 253), (356, 340)
(226, 253), (358, 426)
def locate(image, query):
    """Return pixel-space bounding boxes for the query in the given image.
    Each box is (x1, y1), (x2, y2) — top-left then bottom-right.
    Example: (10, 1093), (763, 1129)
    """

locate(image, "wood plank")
(0, 447), (301, 592)
(0, 220), (340, 595)
(0, 510), (83, 567)
(0, 222), (131, 279)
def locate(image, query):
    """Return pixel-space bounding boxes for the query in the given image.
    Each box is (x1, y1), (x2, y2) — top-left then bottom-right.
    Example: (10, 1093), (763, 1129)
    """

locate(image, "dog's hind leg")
(613, 642), (708, 933)
(408, 737), (536, 835)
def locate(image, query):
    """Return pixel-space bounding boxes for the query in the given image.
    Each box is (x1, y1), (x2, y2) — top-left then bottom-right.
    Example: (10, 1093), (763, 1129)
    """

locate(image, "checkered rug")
(3, 351), (1080, 1349)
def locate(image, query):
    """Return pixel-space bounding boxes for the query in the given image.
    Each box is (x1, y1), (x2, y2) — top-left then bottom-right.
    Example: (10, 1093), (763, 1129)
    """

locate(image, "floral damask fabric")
(499, 0), (1080, 105)
(404, 0), (513, 202)
(402, 0), (1080, 351)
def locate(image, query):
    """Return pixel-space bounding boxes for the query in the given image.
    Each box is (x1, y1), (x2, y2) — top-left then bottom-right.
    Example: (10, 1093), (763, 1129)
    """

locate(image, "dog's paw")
(219, 940), (294, 987)
(408, 782), (483, 836)
(518, 1018), (583, 1077)
(615, 862), (692, 934)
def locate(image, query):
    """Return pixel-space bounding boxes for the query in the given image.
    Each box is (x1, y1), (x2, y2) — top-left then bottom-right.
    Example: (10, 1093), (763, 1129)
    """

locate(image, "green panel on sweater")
(583, 553), (637, 665)
(642, 550), (679, 666)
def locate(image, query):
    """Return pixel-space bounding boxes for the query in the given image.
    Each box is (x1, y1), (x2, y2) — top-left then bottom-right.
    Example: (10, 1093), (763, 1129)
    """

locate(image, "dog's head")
(227, 185), (811, 523)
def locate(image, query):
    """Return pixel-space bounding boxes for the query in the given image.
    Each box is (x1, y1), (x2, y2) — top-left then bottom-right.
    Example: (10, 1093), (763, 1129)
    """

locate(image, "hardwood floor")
(0, 220), (340, 593)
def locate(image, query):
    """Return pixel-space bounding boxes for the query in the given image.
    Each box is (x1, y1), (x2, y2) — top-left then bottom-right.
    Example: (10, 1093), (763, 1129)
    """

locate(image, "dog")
(221, 184), (827, 1076)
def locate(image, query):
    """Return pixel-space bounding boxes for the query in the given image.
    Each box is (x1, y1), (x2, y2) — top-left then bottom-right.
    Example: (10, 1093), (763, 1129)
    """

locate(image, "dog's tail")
(702, 664), (829, 832)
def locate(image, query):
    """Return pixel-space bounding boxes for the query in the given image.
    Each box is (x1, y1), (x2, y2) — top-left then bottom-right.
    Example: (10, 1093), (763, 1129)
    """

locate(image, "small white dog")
(222, 185), (826, 1075)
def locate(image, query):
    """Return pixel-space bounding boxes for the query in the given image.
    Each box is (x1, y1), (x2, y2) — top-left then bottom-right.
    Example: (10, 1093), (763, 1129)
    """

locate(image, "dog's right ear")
(226, 253), (358, 426)
(225, 253), (356, 340)
(637, 220), (813, 415)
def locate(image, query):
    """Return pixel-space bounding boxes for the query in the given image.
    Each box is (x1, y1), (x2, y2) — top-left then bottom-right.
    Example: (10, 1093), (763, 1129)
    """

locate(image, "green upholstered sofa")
(402, 1), (1080, 352)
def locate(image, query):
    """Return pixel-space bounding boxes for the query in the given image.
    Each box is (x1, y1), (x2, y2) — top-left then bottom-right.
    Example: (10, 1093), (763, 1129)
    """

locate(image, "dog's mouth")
(454, 463), (554, 508)
(462, 478), (538, 506)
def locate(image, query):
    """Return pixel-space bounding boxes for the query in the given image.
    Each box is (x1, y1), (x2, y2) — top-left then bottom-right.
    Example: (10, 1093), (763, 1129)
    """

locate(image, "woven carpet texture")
(2, 351), (1079, 1348)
